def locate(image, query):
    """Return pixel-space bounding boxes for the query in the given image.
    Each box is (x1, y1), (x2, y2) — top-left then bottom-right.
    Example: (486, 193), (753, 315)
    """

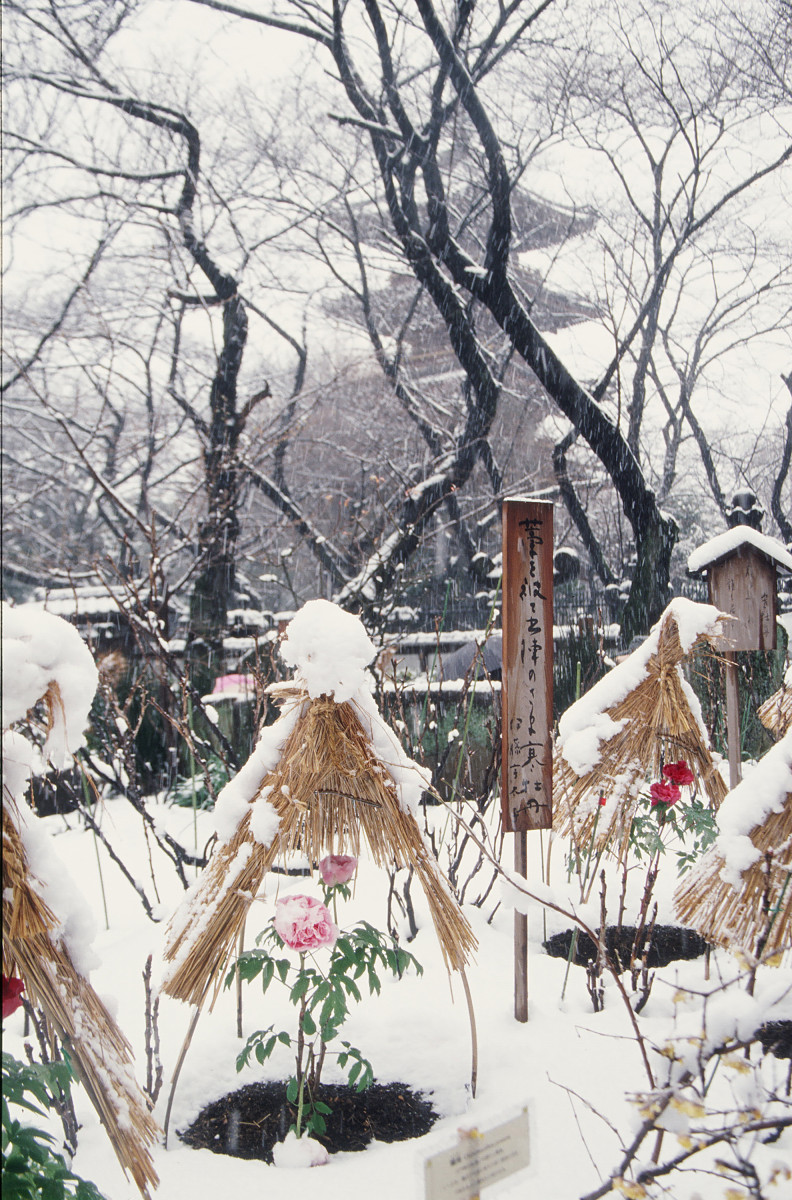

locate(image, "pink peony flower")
(662, 760), (695, 786)
(319, 854), (357, 886)
(273, 895), (338, 952)
(2, 975), (25, 1020)
(650, 781), (681, 807)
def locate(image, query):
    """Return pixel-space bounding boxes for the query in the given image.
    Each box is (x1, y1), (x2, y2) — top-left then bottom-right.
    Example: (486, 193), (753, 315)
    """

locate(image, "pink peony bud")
(2, 975), (25, 1020)
(650, 781), (681, 807)
(273, 895), (338, 952)
(319, 854), (358, 886)
(662, 760), (695, 786)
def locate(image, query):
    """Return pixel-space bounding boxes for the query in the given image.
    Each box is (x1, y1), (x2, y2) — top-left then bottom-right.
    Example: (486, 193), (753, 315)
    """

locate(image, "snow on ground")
(4, 785), (791, 1200)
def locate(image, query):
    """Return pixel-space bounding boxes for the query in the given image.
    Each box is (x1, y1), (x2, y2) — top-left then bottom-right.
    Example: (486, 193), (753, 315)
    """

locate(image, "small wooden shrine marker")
(688, 527), (792, 788)
(501, 499), (553, 1022)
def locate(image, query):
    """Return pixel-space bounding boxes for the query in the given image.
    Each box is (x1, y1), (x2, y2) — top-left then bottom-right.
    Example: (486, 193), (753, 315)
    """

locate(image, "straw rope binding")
(758, 673), (792, 738)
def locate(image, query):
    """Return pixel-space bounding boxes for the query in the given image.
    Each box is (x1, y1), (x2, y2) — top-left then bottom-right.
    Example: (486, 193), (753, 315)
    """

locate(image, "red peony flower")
(662, 760), (695, 786)
(650, 781), (681, 807)
(2, 975), (25, 1020)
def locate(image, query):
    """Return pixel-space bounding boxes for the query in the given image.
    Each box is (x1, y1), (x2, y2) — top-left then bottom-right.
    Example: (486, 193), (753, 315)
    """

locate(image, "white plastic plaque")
(424, 1108), (530, 1199)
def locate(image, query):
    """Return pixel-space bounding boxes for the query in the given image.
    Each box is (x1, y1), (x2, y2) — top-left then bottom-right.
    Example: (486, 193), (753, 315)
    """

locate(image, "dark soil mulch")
(544, 924), (709, 971)
(179, 1080), (438, 1162)
(758, 1021), (792, 1060)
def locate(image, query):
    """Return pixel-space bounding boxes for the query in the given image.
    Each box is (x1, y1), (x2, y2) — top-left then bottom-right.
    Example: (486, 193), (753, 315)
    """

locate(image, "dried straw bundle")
(2, 799), (161, 1199)
(674, 742), (792, 958)
(553, 606), (727, 867)
(162, 691), (476, 1008)
(758, 671), (792, 738)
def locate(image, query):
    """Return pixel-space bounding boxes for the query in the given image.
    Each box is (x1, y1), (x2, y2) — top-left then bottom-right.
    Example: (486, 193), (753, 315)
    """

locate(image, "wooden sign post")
(501, 499), (554, 1022)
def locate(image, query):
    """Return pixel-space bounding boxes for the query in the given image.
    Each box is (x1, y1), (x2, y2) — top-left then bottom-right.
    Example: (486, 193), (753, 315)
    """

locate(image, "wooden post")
(724, 652), (742, 789)
(514, 831), (528, 1023)
(502, 499), (554, 1023)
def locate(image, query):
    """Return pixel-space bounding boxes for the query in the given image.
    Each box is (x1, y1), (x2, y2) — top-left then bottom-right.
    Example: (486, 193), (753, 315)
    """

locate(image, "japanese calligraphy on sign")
(501, 499), (553, 832)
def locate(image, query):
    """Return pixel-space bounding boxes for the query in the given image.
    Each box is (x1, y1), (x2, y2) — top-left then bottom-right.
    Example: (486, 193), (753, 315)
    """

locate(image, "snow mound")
(272, 1131), (330, 1168)
(280, 599), (376, 703)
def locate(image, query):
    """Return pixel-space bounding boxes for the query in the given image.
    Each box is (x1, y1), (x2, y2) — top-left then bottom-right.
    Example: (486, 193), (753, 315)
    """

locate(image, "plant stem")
(81, 765), (109, 930)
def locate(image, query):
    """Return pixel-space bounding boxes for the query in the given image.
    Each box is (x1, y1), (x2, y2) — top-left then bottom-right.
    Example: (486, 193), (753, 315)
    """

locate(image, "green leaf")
(301, 1011), (316, 1036)
(261, 958), (275, 993)
(286, 1077), (299, 1104)
(290, 974), (310, 1004)
(340, 975), (362, 1002)
(356, 1062), (374, 1092)
(307, 1112), (326, 1136)
(367, 964), (381, 995)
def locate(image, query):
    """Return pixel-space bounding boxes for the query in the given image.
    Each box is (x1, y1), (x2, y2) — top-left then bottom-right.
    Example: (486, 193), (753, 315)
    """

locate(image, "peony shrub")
(229, 858), (422, 1153)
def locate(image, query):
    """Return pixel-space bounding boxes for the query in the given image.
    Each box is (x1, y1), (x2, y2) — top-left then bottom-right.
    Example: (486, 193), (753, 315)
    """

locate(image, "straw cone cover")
(161, 601), (476, 1009)
(553, 599), (728, 866)
(2, 606), (161, 1197)
(674, 727), (792, 957)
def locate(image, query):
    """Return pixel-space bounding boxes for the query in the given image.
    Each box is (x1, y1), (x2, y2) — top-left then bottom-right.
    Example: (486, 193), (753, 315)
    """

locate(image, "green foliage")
(629, 793), (717, 873)
(690, 636), (787, 764)
(2, 1052), (106, 1200)
(553, 627), (611, 721)
(170, 754), (229, 810)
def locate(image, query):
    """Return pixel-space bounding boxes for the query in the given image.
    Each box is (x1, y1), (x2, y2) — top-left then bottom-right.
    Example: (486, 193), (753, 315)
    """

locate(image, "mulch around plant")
(179, 1080), (439, 1162)
(544, 924), (709, 971)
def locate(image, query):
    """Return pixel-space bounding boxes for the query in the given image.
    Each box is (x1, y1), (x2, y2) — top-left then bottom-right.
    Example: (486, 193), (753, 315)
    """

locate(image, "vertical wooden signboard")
(501, 499), (553, 1021)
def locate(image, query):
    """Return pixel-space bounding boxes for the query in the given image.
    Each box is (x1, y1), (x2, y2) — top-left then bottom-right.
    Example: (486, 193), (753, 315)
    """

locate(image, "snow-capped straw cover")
(161, 600), (476, 1009)
(1, 603), (160, 1199)
(674, 728), (792, 959)
(553, 598), (729, 867)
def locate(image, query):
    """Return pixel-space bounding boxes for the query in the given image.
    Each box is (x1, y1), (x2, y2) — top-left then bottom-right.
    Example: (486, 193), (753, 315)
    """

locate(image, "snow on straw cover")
(2, 602), (100, 971)
(278, 599), (432, 812)
(2, 600), (99, 767)
(2, 603), (161, 1197)
(557, 597), (723, 776)
(713, 727), (792, 889)
(213, 598), (429, 842)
